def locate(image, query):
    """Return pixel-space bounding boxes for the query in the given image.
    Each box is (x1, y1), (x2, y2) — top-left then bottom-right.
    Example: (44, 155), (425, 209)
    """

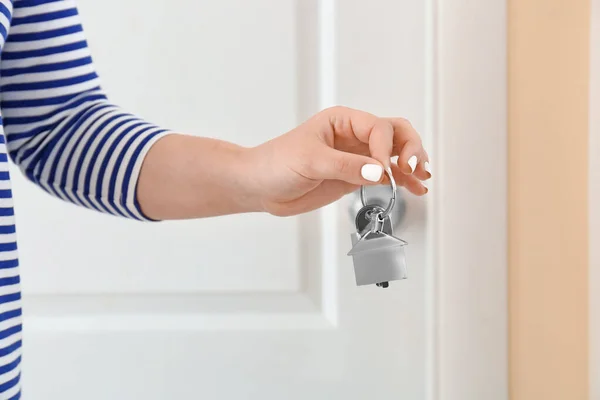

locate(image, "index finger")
(325, 107), (395, 168)
(367, 119), (394, 169)
(386, 117), (429, 178)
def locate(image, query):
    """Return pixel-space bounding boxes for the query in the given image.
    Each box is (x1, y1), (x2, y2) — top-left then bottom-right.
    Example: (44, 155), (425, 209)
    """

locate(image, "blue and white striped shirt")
(0, 0), (170, 397)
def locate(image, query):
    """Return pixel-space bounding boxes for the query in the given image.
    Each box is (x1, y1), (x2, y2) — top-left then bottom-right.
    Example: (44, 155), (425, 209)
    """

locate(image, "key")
(353, 204), (393, 239)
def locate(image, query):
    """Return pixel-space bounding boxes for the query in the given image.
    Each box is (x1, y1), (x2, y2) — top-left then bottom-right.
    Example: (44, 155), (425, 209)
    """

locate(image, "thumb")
(309, 147), (384, 185)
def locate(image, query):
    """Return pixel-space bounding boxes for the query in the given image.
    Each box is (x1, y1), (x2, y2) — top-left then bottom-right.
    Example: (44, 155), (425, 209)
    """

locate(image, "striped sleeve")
(0, 0), (172, 220)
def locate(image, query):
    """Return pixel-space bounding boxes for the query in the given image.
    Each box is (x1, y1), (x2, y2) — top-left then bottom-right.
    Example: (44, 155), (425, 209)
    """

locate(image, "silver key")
(354, 204), (393, 237)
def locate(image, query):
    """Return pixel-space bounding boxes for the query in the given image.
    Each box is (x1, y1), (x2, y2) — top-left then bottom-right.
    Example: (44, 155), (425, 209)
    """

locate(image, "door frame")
(429, 0), (508, 398)
(590, 0), (599, 397)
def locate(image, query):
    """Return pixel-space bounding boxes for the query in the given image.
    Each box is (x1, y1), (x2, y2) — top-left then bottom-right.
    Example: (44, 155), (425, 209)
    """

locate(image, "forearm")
(137, 134), (263, 220)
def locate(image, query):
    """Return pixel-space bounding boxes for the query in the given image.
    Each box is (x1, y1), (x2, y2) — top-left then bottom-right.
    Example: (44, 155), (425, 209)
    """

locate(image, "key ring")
(360, 167), (397, 220)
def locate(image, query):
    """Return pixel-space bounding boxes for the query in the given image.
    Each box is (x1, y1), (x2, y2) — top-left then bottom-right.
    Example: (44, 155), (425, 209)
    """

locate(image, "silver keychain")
(347, 168), (408, 288)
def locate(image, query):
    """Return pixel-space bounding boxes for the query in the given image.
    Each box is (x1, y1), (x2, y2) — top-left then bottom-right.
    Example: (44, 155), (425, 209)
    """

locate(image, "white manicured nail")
(407, 155), (418, 173)
(424, 161), (431, 174)
(361, 164), (383, 182)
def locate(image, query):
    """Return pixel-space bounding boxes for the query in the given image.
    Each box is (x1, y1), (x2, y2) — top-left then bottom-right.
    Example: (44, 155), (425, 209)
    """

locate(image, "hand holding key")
(138, 106), (431, 220)
(243, 106), (431, 217)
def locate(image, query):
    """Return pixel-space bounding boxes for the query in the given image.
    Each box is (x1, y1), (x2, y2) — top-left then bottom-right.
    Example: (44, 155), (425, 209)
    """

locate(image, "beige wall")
(508, 0), (590, 399)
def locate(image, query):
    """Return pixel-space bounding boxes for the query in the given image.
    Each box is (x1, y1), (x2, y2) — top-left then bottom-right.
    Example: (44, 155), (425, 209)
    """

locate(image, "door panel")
(9, 0), (508, 399)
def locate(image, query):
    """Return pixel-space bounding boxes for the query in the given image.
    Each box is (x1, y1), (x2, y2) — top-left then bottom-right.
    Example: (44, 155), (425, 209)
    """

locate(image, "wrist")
(226, 144), (265, 214)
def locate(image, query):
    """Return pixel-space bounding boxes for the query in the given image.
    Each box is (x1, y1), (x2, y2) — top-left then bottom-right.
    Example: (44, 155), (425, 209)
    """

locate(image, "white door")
(12, 0), (508, 399)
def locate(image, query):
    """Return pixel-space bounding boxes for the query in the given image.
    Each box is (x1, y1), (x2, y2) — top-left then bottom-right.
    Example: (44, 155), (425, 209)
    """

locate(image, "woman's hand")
(138, 106), (430, 220)
(243, 106), (430, 216)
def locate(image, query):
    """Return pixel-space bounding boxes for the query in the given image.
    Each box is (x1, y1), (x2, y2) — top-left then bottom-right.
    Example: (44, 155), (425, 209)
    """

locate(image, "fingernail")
(361, 164), (383, 182)
(424, 161), (431, 174)
(407, 155), (418, 173)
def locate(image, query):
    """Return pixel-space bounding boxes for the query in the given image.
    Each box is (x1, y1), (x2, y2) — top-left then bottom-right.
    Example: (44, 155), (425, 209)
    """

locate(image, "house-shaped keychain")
(348, 229), (408, 287)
